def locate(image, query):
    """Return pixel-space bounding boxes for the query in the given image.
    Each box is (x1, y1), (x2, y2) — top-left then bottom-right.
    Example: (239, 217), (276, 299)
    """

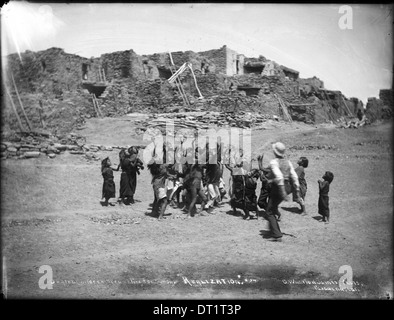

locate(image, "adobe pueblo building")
(2, 45), (391, 137)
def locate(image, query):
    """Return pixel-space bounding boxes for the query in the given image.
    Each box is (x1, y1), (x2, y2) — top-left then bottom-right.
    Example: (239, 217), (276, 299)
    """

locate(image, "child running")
(318, 171), (334, 224)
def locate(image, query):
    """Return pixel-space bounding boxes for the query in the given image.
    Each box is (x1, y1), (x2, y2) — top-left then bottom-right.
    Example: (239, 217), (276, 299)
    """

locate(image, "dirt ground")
(1, 117), (393, 300)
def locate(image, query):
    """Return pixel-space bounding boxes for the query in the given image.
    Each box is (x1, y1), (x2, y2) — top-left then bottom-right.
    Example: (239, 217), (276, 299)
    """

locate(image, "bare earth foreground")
(1, 117), (393, 299)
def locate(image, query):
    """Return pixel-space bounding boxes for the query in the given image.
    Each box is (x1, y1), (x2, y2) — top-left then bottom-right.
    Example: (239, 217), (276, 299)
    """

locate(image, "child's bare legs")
(157, 198), (168, 220)
(152, 194), (158, 216)
(106, 197), (115, 206)
(197, 189), (208, 215)
(324, 209), (330, 223)
(297, 197), (306, 215)
(187, 187), (198, 218)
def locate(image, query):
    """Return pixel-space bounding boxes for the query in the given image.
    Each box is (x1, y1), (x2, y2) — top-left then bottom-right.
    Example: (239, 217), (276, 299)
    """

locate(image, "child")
(101, 157), (118, 206)
(225, 162), (247, 215)
(184, 162), (208, 218)
(226, 158), (259, 220)
(318, 171), (334, 224)
(218, 177), (227, 200)
(148, 161), (171, 220)
(119, 148), (132, 205)
(127, 146), (144, 204)
(242, 169), (260, 220)
(293, 157), (309, 215)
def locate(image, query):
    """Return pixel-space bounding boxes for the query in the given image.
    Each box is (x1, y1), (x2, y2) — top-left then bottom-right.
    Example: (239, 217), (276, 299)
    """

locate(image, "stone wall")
(199, 46), (227, 75)
(3, 45), (369, 138)
(101, 50), (145, 81)
(4, 48), (101, 96)
(365, 96), (393, 121)
(379, 89), (393, 107)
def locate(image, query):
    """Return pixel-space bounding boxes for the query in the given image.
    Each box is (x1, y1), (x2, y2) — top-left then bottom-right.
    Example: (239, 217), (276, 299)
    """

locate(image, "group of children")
(101, 146), (144, 206)
(101, 142), (334, 233)
(146, 144), (227, 220)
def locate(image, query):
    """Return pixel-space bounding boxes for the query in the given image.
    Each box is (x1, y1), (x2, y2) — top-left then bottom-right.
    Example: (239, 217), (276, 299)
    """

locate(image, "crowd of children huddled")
(101, 141), (334, 240)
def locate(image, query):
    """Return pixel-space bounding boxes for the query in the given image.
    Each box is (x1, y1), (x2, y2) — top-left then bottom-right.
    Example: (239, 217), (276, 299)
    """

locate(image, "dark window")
(82, 63), (88, 80)
(243, 65), (264, 75)
(158, 67), (172, 80)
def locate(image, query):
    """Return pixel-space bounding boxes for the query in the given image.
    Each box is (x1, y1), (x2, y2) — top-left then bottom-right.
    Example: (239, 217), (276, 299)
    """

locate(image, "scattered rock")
(24, 151), (40, 158)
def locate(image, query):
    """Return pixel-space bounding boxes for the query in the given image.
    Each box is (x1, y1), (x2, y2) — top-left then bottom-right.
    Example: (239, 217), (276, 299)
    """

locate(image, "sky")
(1, 2), (392, 103)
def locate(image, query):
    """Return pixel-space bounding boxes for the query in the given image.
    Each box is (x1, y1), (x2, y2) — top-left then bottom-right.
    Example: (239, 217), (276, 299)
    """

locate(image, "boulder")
(24, 151), (40, 158)
(3, 142), (13, 148)
(54, 143), (67, 151)
(48, 153), (56, 159)
(66, 145), (79, 151)
(47, 145), (58, 153)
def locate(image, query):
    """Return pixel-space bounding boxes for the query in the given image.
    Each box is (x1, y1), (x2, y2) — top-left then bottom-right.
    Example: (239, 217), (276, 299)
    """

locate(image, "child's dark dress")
(231, 174), (257, 212)
(243, 175), (258, 211)
(231, 175), (245, 209)
(258, 171), (271, 210)
(151, 164), (168, 201)
(293, 166), (307, 201)
(119, 156), (140, 199)
(184, 164), (207, 204)
(102, 167), (115, 199)
(318, 180), (330, 219)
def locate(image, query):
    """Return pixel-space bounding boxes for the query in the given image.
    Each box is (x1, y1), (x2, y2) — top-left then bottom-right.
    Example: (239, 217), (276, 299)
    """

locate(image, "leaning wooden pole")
(5, 85), (25, 132)
(188, 63), (204, 99)
(11, 73), (33, 131)
(168, 53), (189, 107)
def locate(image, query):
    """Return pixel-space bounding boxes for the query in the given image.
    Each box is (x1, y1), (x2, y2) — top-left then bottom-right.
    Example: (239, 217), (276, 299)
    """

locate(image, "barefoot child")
(242, 169), (260, 220)
(184, 162), (208, 218)
(293, 157), (308, 215)
(101, 157), (118, 206)
(128, 146), (144, 204)
(148, 162), (170, 220)
(318, 171), (334, 223)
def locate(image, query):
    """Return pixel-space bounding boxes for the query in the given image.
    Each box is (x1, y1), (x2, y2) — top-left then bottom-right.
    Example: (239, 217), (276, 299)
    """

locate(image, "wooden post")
(11, 73), (33, 131)
(5, 86), (25, 131)
(91, 94), (99, 117)
(188, 63), (204, 99)
(38, 100), (46, 128)
(102, 68), (106, 83)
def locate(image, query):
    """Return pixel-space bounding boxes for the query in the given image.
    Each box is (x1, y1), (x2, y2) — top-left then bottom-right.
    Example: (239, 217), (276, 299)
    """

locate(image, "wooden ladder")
(91, 94), (103, 118)
(275, 94), (292, 122)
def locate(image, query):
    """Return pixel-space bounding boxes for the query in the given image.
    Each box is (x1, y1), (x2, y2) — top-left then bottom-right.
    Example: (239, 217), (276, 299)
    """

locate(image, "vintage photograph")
(1, 2), (393, 300)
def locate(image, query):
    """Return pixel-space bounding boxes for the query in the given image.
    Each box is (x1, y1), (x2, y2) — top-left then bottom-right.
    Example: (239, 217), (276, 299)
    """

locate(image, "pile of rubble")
(336, 115), (370, 129)
(134, 111), (274, 134)
(0, 131), (143, 161)
(289, 144), (337, 151)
